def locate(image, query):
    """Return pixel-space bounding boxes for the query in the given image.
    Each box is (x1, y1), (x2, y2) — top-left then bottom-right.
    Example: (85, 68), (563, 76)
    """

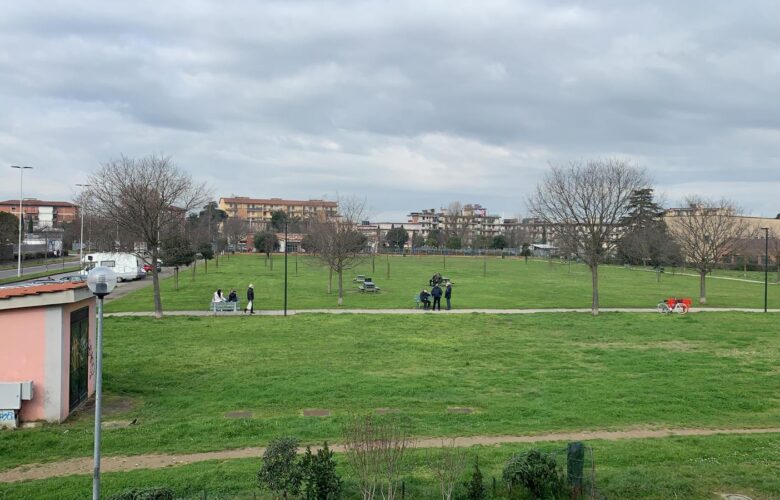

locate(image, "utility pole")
(76, 183), (91, 270)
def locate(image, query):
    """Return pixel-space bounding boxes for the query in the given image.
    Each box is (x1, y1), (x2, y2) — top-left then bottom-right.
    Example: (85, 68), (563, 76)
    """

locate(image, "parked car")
(142, 260), (162, 273)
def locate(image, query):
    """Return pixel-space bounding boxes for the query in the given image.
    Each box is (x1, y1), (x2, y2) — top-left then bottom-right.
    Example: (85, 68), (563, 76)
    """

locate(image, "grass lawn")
(105, 254), (780, 312)
(1, 312), (777, 473)
(3, 433), (779, 499)
(0, 266), (80, 286)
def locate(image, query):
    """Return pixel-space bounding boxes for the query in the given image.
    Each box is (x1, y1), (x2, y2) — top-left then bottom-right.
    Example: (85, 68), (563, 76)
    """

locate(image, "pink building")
(0, 282), (96, 425)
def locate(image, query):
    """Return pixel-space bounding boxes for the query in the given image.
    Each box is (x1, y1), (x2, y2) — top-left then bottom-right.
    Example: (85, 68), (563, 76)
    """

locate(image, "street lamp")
(76, 184), (91, 270)
(86, 266), (117, 500)
(761, 227), (769, 313)
(11, 165), (32, 277)
(284, 221), (288, 316)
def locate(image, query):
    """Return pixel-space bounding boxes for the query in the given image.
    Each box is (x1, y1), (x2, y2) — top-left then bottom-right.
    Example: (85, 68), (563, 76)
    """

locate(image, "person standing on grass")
(445, 282), (452, 310)
(431, 283), (442, 311)
(245, 284), (255, 314)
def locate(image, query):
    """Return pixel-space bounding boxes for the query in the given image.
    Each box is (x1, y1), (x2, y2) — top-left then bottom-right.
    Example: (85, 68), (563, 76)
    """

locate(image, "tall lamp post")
(284, 221), (288, 317)
(86, 266), (117, 500)
(11, 165), (32, 277)
(761, 227), (769, 313)
(76, 184), (91, 269)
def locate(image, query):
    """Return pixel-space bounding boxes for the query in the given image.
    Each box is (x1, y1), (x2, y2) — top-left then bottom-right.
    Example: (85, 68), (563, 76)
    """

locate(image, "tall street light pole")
(11, 165), (33, 277)
(76, 184), (91, 269)
(284, 220), (288, 317)
(86, 266), (117, 500)
(761, 227), (769, 313)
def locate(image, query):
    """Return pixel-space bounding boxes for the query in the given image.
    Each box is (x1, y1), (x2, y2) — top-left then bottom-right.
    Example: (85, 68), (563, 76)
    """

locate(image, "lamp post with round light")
(761, 227), (769, 312)
(11, 165), (33, 277)
(86, 266), (117, 500)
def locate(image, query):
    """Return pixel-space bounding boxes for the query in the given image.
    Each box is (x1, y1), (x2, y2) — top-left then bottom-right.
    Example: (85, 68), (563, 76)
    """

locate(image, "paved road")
(104, 268), (174, 302)
(0, 259), (79, 280)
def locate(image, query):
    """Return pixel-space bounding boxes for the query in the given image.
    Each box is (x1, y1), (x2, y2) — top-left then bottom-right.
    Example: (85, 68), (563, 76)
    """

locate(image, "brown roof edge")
(220, 197), (337, 207)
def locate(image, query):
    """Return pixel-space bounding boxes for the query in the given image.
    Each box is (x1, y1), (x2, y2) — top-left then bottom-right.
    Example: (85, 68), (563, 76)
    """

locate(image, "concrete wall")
(0, 308), (47, 421)
(0, 296), (95, 422)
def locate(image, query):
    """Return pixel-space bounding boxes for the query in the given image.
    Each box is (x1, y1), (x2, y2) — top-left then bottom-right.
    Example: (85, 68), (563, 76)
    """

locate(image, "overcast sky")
(1, 1), (779, 221)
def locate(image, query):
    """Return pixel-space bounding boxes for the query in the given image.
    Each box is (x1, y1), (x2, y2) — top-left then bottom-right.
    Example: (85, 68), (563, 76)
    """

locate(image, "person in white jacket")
(212, 289), (225, 302)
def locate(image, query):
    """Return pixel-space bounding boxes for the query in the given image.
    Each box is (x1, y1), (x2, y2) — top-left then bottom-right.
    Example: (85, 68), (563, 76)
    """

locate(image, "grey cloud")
(1, 0), (779, 216)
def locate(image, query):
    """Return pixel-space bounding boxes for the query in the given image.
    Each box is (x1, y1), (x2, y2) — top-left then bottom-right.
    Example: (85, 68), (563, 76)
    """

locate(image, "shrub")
(108, 487), (174, 500)
(258, 437), (302, 499)
(463, 458), (487, 500)
(301, 442), (342, 499)
(503, 449), (565, 499)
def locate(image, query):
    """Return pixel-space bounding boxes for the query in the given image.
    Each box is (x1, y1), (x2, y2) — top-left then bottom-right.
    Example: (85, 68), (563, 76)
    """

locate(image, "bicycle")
(657, 300), (689, 314)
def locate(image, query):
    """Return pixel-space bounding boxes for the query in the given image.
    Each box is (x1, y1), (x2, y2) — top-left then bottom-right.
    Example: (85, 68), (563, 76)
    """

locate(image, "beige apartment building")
(218, 197), (338, 229)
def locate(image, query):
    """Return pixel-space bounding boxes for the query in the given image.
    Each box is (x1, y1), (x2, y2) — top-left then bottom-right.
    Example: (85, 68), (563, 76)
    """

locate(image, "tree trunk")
(151, 248), (163, 318)
(204, 258), (207, 274)
(269, 254), (273, 270)
(699, 271), (707, 304)
(337, 269), (343, 306)
(590, 264), (599, 316)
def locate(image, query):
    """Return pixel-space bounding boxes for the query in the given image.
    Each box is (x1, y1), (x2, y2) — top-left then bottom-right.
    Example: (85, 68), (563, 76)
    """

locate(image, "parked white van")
(82, 252), (145, 282)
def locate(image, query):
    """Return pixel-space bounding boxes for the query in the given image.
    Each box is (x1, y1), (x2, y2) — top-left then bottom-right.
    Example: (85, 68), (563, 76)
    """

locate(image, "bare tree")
(528, 159), (649, 315)
(309, 197), (367, 305)
(222, 217), (249, 252)
(86, 154), (209, 318)
(442, 201), (473, 247)
(667, 197), (754, 303)
(429, 440), (467, 500)
(342, 414), (410, 500)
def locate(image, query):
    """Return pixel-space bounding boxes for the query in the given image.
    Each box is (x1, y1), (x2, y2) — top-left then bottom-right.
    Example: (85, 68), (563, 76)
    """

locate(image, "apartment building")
(407, 204), (502, 244)
(0, 199), (78, 228)
(218, 197), (338, 229)
(357, 221), (424, 251)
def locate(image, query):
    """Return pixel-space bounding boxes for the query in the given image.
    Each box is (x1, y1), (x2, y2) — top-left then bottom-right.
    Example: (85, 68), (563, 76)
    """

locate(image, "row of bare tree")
(528, 158), (769, 315)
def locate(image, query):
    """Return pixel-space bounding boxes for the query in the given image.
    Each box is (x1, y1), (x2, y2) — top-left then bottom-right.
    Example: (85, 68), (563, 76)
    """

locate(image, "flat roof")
(0, 200), (77, 208)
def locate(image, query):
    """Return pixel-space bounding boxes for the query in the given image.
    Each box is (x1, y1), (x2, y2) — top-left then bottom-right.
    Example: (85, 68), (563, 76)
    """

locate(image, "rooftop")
(220, 196), (337, 207)
(0, 199), (77, 208)
(0, 282), (87, 300)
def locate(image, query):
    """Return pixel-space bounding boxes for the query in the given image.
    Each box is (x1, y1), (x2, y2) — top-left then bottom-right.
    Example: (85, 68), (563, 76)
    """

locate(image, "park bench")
(210, 300), (240, 313)
(358, 282), (381, 293)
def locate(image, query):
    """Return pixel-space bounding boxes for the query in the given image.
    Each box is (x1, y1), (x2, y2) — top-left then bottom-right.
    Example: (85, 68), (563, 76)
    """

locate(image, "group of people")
(419, 278), (452, 311)
(212, 284), (255, 314)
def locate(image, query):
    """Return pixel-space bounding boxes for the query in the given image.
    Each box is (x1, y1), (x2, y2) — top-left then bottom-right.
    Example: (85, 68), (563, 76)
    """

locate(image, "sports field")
(1, 311), (778, 498)
(105, 254), (779, 312)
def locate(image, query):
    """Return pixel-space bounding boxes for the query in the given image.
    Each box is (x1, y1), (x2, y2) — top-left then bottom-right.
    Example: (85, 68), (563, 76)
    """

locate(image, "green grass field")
(3, 434), (779, 499)
(105, 254), (780, 312)
(3, 258), (780, 498)
(1, 313), (777, 472)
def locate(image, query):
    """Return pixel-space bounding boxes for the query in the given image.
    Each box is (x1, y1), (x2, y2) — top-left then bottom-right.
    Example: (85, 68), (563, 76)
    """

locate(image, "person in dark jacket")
(431, 283), (442, 311)
(227, 289), (238, 302)
(444, 282), (452, 310)
(245, 284), (255, 314)
(420, 289), (431, 309)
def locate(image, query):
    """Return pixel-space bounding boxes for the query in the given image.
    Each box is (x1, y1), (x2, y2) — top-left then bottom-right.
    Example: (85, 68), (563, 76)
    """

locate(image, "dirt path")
(3, 427), (779, 483)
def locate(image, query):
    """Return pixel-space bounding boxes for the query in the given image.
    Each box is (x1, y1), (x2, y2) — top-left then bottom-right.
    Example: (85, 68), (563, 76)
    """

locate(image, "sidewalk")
(106, 307), (780, 317)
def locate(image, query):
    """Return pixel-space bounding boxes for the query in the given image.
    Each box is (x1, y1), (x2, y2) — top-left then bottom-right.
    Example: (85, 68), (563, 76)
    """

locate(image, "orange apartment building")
(218, 197), (338, 229)
(0, 199), (78, 228)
